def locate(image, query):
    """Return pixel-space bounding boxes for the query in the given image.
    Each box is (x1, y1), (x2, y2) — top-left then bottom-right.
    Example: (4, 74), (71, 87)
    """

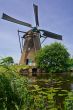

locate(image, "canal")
(28, 73), (73, 109)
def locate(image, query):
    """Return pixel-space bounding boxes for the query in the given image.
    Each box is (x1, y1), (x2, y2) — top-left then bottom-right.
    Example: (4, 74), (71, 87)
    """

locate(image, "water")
(29, 72), (73, 109)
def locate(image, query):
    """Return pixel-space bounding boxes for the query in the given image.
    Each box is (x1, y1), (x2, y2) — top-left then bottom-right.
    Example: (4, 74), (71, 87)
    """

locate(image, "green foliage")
(9, 65), (30, 75)
(35, 42), (70, 73)
(0, 57), (73, 110)
(27, 85), (58, 110)
(64, 91), (73, 110)
(0, 64), (28, 110)
(0, 56), (14, 65)
(68, 58), (73, 65)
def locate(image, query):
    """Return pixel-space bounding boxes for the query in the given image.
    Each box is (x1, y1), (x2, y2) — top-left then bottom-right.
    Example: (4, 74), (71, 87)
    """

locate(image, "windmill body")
(1, 4), (62, 65)
(19, 30), (41, 65)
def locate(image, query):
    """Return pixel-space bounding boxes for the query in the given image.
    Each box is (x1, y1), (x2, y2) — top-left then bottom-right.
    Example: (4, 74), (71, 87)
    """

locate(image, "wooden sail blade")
(33, 4), (39, 27)
(2, 13), (32, 28)
(40, 30), (62, 40)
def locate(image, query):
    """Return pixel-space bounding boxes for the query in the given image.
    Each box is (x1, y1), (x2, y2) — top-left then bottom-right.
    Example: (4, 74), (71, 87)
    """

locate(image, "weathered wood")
(19, 30), (41, 65)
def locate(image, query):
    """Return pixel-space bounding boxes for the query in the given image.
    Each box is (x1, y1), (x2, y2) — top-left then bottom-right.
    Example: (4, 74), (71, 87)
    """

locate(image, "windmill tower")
(19, 29), (41, 65)
(2, 4), (62, 65)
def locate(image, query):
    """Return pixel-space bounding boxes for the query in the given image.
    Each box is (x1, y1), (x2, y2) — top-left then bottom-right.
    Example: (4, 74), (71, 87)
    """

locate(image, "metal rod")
(40, 35), (47, 38)
(18, 30), (26, 33)
(41, 37), (47, 44)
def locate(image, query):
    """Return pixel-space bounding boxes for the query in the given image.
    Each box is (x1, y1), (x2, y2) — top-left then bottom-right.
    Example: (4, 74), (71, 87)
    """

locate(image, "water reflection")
(30, 72), (73, 109)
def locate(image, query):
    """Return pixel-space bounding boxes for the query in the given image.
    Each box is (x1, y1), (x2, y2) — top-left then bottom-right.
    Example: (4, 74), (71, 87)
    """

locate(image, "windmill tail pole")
(18, 30), (22, 53)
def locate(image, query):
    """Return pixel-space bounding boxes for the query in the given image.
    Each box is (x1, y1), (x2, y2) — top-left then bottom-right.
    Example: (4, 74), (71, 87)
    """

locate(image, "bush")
(0, 65), (28, 110)
(0, 57), (14, 65)
(35, 42), (70, 73)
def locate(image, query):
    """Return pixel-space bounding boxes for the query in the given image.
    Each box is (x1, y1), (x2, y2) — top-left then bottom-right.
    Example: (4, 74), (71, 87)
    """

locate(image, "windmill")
(2, 4), (62, 65)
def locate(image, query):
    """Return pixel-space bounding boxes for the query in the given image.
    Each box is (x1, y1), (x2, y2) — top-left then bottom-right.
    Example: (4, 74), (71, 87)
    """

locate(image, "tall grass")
(0, 64), (28, 110)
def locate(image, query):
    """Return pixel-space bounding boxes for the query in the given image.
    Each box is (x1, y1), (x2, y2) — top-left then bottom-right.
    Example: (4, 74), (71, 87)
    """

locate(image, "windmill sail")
(40, 30), (62, 40)
(2, 13), (32, 28)
(33, 4), (39, 27)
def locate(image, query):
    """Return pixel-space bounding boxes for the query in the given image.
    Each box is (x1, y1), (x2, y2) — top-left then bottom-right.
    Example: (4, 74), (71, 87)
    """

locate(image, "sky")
(0, 0), (73, 63)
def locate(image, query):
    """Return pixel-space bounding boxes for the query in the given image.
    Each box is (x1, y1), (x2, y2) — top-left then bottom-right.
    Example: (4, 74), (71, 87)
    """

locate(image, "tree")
(35, 42), (70, 73)
(68, 58), (73, 66)
(0, 57), (14, 65)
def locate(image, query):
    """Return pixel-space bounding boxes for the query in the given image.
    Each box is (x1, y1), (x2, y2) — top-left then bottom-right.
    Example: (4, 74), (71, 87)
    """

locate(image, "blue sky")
(0, 0), (73, 63)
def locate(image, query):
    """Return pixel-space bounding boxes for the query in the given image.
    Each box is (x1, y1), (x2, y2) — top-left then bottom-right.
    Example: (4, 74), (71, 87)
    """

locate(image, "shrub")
(0, 57), (14, 65)
(0, 65), (28, 110)
(35, 42), (70, 73)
